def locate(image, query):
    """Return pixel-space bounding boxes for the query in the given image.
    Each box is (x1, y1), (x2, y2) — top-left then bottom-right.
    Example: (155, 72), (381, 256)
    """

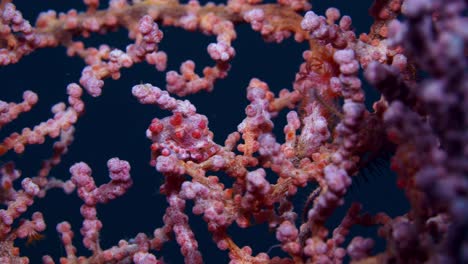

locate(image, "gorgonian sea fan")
(0, 0), (466, 263)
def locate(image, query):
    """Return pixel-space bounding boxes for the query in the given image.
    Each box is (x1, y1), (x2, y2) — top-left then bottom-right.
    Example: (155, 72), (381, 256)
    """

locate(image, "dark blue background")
(1, 1), (408, 263)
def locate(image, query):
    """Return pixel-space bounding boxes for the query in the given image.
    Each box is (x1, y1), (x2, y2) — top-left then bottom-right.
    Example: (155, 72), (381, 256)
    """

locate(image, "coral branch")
(0, 0), (466, 263)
